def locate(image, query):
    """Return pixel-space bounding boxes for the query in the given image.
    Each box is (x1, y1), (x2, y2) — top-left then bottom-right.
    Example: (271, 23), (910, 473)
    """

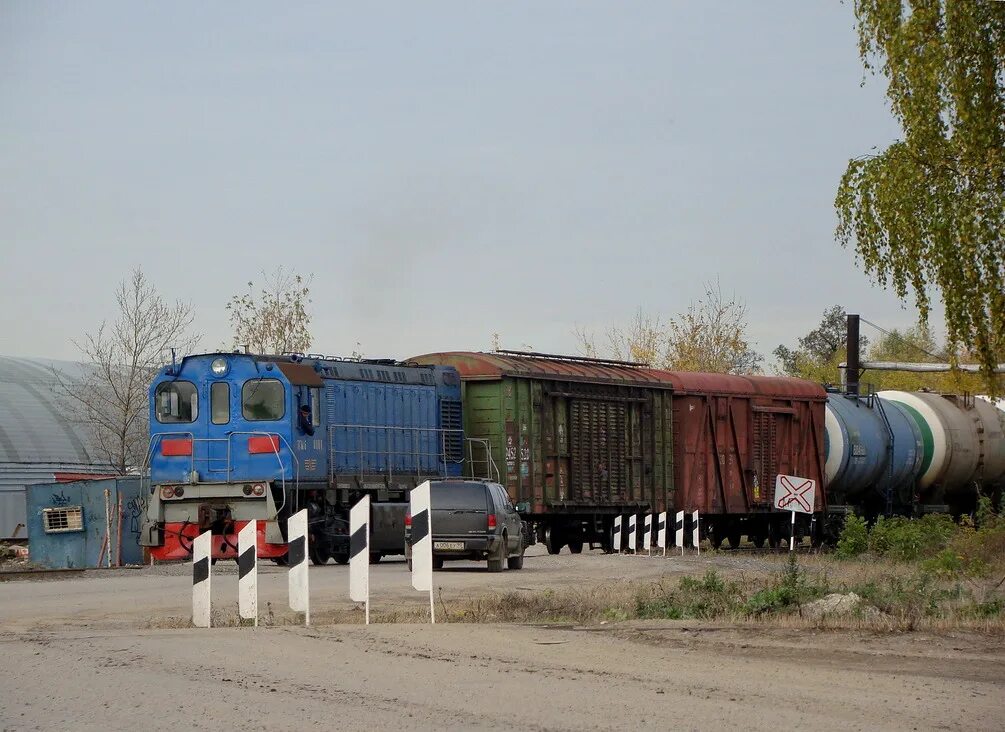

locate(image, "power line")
(859, 316), (942, 361)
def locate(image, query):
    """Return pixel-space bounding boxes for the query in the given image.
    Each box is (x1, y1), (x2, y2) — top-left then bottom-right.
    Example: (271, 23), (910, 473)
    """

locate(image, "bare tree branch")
(53, 268), (200, 474)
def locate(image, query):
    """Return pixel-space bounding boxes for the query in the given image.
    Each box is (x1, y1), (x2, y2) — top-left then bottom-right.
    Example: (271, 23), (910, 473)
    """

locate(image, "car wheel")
(507, 538), (524, 570)
(333, 552), (349, 565)
(369, 552), (382, 564)
(728, 530), (741, 550)
(568, 541), (584, 554)
(432, 555), (444, 570)
(487, 533), (506, 572)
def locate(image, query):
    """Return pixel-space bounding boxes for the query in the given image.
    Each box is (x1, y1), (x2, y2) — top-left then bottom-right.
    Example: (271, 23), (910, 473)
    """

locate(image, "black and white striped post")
(692, 510), (700, 556)
(287, 509), (310, 626)
(612, 515), (623, 554)
(656, 511), (667, 556)
(238, 520), (257, 626)
(642, 513), (653, 555)
(409, 481), (435, 624)
(675, 510), (685, 557)
(627, 514), (637, 553)
(192, 531), (211, 628)
(349, 495), (370, 625)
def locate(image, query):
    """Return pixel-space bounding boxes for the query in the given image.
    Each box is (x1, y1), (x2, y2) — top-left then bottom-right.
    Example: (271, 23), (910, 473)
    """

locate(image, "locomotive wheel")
(752, 534), (765, 549)
(544, 526), (563, 555)
(707, 527), (723, 550)
(568, 541), (584, 554)
(333, 552), (349, 565)
(728, 529), (741, 550)
(310, 543), (330, 566)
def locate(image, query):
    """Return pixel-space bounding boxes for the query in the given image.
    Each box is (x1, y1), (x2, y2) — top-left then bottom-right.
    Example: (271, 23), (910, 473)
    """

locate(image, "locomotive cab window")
(211, 382), (230, 425)
(242, 379), (285, 421)
(155, 381), (198, 423)
(309, 387), (321, 426)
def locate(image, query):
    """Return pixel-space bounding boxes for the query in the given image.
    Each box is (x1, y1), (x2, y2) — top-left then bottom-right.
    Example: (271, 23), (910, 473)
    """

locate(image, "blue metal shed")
(26, 477), (147, 568)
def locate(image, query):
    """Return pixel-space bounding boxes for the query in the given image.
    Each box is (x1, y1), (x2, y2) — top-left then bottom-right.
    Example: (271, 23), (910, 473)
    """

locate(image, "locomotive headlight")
(211, 358), (228, 376)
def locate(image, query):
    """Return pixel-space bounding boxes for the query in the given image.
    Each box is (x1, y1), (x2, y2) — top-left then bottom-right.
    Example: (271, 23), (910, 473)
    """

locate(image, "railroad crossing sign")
(773, 474), (816, 514)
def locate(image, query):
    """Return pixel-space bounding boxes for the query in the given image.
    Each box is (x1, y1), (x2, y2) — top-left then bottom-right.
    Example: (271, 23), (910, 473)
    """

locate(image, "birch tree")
(227, 267), (313, 354)
(836, 1), (1005, 389)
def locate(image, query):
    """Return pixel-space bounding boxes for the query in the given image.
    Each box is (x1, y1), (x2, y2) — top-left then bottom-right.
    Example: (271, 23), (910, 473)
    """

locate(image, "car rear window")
(432, 483), (489, 511)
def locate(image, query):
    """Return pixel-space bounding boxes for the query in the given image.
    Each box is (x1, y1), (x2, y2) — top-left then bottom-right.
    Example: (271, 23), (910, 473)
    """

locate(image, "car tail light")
(404, 512), (412, 528)
(160, 486), (176, 500)
(487, 514), (497, 529)
(252, 483), (266, 496)
(160, 438), (193, 456)
(248, 435), (280, 454)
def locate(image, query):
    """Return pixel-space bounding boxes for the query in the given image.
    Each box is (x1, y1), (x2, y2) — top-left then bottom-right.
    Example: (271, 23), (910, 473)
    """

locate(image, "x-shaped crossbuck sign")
(776, 476), (814, 513)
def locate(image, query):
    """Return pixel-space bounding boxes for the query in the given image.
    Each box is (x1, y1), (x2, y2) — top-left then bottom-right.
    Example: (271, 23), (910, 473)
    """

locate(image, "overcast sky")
(1, 2), (931, 366)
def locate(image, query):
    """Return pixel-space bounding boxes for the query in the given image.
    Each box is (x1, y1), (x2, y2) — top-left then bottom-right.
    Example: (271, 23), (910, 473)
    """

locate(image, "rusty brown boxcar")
(410, 351), (826, 552)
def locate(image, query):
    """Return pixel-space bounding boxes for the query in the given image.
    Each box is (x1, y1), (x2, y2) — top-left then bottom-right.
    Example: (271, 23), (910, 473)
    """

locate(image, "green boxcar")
(412, 352), (674, 553)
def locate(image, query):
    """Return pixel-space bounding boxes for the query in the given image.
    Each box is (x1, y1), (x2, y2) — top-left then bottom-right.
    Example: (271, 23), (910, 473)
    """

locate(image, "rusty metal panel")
(672, 391), (825, 517)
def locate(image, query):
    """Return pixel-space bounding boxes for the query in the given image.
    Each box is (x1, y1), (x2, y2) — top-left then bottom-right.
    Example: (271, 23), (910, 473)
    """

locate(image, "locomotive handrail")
(145, 430), (299, 518)
(466, 437), (501, 482)
(326, 424), (467, 483)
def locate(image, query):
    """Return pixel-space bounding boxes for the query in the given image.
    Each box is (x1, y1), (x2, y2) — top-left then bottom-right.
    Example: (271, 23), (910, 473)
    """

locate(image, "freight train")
(140, 349), (1005, 561)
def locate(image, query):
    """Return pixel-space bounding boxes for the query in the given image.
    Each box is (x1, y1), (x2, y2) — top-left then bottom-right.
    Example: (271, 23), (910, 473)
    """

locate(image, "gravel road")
(1, 548), (1002, 731)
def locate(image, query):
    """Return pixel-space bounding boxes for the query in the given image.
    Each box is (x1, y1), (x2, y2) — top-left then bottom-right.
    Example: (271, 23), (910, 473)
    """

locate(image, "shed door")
(569, 400), (626, 503)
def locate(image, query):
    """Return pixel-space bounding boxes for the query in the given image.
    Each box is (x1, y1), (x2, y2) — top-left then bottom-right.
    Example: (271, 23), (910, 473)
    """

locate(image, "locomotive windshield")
(242, 379), (285, 421)
(154, 381), (198, 423)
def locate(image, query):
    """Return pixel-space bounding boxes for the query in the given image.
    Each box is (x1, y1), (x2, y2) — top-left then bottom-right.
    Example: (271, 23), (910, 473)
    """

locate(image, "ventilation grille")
(440, 400), (464, 462)
(43, 506), (84, 533)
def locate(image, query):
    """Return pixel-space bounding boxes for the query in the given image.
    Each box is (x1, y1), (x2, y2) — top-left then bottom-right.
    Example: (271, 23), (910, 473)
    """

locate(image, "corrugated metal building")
(0, 356), (114, 539)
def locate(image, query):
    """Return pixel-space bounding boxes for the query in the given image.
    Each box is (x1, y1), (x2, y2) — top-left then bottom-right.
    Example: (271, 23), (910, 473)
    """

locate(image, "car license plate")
(434, 541), (465, 551)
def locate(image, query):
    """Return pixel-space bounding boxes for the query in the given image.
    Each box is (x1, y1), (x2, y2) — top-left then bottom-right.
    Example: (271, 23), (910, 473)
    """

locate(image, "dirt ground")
(2, 548), (1003, 731)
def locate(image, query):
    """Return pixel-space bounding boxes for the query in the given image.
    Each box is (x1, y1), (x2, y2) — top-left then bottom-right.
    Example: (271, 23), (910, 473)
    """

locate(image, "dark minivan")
(406, 480), (526, 571)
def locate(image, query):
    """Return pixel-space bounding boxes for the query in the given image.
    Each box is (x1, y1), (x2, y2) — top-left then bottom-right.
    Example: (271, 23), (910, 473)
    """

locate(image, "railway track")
(0, 566), (144, 582)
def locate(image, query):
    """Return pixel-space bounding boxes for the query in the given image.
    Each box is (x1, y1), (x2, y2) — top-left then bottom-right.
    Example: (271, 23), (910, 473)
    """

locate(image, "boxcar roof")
(410, 352), (826, 400)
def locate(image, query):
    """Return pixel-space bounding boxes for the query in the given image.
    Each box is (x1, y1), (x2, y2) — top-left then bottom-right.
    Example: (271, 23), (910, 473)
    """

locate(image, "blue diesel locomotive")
(140, 352), (471, 563)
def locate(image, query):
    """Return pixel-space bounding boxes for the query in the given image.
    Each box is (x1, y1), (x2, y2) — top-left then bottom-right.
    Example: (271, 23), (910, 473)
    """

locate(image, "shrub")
(835, 514), (869, 558)
(976, 495), (1000, 530)
(743, 554), (829, 616)
(635, 570), (742, 620)
(868, 514), (956, 561)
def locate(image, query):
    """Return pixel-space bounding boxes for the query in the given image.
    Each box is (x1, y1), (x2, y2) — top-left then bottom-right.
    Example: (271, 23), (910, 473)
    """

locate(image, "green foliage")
(634, 570), (743, 620)
(743, 554), (829, 616)
(960, 599), (1004, 619)
(836, 1), (1005, 391)
(976, 495), (999, 530)
(835, 514), (870, 559)
(774, 305), (863, 382)
(868, 514), (956, 561)
(851, 573), (940, 623)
